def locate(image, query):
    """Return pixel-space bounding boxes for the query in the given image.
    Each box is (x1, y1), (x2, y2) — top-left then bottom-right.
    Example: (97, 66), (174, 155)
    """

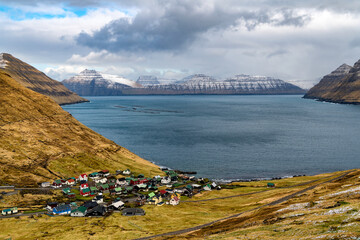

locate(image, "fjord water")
(63, 95), (360, 181)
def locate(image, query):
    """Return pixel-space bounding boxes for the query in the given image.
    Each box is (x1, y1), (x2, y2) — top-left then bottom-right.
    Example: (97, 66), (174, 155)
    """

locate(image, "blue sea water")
(62, 95), (360, 181)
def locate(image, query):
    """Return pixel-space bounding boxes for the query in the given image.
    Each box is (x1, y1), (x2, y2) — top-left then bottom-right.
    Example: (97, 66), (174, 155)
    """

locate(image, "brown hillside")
(0, 69), (162, 186)
(0, 53), (88, 105)
(304, 60), (360, 103)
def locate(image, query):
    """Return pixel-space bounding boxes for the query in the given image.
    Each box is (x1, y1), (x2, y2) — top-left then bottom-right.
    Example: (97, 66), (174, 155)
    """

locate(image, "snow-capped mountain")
(129, 74), (305, 95)
(63, 69), (142, 96)
(136, 75), (160, 86)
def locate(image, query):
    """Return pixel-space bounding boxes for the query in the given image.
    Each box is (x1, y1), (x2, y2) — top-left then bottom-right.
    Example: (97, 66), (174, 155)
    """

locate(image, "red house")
(80, 183), (89, 190)
(80, 188), (91, 196)
(130, 178), (149, 185)
(79, 174), (88, 181)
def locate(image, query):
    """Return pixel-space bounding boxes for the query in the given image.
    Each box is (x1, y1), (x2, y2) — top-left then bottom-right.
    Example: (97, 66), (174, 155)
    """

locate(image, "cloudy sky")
(1, 0), (360, 88)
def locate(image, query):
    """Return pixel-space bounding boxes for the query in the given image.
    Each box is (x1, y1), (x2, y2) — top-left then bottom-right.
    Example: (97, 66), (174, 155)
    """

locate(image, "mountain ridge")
(304, 60), (360, 103)
(64, 71), (306, 96)
(0, 53), (88, 105)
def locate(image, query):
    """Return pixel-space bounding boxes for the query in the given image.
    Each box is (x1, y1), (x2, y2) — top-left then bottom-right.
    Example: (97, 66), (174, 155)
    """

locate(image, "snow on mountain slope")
(102, 73), (142, 88)
(0, 53), (8, 68)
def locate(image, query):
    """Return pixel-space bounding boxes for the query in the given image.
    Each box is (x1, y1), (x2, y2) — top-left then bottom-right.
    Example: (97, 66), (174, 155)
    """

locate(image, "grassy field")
(1, 170), (358, 239)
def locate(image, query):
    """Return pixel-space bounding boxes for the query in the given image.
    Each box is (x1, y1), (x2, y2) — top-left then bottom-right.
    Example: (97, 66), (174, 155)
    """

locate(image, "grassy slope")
(1, 53), (87, 105)
(0, 69), (162, 186)
(1, 170), (359, 239)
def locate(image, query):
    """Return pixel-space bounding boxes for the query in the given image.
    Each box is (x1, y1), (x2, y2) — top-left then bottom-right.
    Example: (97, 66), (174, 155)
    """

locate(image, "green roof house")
(70, 206), (87, 217)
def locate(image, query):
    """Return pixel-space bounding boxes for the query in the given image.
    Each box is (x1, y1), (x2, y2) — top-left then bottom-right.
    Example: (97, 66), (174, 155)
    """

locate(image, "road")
(134, 170), (354, 240)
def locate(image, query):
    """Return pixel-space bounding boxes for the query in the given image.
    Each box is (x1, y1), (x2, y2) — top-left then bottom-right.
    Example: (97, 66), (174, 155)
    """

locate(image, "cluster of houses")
(40, 168), (222, 217)
(1, 168), (225, 217)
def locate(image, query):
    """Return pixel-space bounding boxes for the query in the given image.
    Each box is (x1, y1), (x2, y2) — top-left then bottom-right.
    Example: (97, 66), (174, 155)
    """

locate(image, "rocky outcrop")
(0, 53), (88, 105)
(123, 74), (305, 95)
(304, 60), (360, 104)
(63, 69), (142, 96)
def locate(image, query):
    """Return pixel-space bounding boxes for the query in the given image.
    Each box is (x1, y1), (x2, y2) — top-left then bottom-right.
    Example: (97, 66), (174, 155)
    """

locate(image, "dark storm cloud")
(76, 2), (310, 52)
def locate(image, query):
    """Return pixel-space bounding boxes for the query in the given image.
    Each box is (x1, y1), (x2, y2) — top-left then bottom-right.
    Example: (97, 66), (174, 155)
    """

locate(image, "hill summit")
(0, 53), (87, 105)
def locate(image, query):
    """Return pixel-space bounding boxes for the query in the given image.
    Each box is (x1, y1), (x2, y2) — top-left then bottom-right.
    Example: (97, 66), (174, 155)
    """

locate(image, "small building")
(46, 202), (58, 211)
(159, 190), (168, 197)
(122, 208), (145, 216)
(93, 195), (104, 204)
(70, 206), (87, 217)
(124, 186), (133, 193)
(99, 170), (110, 177)
(89, 172), (100, 179)
(267, 183), (275, 188)
(108, 182), (116, 190)
(66, 179), (76, 186)
(108, 200), (124, 211)
(116, 178), (128, 186)
(169, 196), (180, 206)
(52, 180), (62, 188)
(95, 178), (107, 184)
(80, 188), (91, 196)
(82, 201), (98, 210)
(161, 177), (171, 185)
(1, 207), (18, 215)
(114, 187), (122, 194)
(79, 174), (88, 182)
(99, 183), (109, 191)
(122, 169), (131, 175)
(80, 183), (90, 190)
(62, 188), (71, 195)
(86, 205), (106, 216)
(41, 182), (51, 188)
(53, 204), (71, 215)
(67, 192), (76, 198)
(90, 186), (98, 193)
(203, 184), (212, 191)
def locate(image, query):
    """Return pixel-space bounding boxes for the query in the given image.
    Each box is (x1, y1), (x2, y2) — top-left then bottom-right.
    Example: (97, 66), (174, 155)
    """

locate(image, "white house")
(79, 174), (88, 181)
(95, 178), (107, 184)
(110, 200), (125, 210)
(70, 206), (87, 217)
(161, 177), (171, 184)
(116, 179), (128, 186)
(41, 182), (50, 188)
(169, 196), (180, 206)
(122, 169), (131, 175)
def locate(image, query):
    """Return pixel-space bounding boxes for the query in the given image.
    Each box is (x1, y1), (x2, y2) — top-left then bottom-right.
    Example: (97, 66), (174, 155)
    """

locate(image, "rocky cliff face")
(0, 69), (162, 186)
(0, 53), (88, 105)
(124, 74), (305, 95)
(63, 69), (142, 96)
(304, 61), (360, 103)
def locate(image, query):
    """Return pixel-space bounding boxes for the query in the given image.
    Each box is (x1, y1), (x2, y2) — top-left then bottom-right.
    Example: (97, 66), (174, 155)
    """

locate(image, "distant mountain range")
(62, 69), (141, 96)
(304, 60), (360, 104)
(63, 71), (305, 96)
(0, 53), (87, 105)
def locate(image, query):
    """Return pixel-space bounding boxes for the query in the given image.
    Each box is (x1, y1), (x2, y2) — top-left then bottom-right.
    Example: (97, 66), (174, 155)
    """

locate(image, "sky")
(1, 1), (360, 88)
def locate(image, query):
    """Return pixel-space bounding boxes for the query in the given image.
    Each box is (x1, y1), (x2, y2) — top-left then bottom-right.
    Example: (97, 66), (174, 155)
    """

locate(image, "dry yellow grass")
(1, 170), (356, 240)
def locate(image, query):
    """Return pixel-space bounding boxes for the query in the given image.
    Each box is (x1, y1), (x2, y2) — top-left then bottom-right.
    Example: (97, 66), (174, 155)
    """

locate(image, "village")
(1, 168), (229, 218)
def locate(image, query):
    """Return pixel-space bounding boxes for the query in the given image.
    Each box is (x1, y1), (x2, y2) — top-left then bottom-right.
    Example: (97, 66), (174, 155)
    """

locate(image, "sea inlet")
(63, 95), (360, 181)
